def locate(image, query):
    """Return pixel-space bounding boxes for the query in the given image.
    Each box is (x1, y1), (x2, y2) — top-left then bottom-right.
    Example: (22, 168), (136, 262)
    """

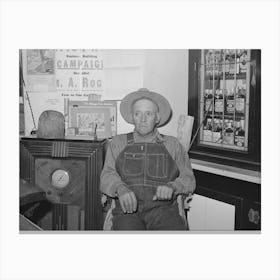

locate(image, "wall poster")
(56, 49), (105, 100)
(21, 49), (106, 136)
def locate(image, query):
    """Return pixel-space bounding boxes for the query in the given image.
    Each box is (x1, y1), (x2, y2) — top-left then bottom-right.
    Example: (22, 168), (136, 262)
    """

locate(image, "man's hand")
(153, 185), (173, 201)
(117, 186), (137, 213)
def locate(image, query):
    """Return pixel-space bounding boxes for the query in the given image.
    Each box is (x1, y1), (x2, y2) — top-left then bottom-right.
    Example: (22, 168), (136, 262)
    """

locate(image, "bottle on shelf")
(223, 119), (234, 145)
(205, 89), (213, 112)
(239, 49), (248, 73)
(236, 85), (246, 114)
(204, 117), (212, 130)
(218, 50), (223, 76)
(236, 50), (241, 75)
(206, 50), (214, 76)
(214, 89), (224, 113)
(213, 50), (222, 76)
(234, 119), (245, 147)
(204, 88), (209, 99)
(224, 50), (230, 76)
(236, 49), (242, 57)
(213, 118), (222, 143)
(226, 88), (235, 114)
(203, 117), (213, 142)
(229, 49), (236, 75)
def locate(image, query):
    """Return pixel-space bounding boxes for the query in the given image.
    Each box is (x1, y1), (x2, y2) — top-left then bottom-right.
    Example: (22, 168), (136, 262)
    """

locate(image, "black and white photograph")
(19, 48), (261, 232)
(1, 1), (280, 280)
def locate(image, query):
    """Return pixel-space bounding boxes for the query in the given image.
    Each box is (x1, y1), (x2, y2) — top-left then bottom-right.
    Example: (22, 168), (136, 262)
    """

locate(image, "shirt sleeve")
(100, 136), (128, 197)
(165, 137), (196, 195)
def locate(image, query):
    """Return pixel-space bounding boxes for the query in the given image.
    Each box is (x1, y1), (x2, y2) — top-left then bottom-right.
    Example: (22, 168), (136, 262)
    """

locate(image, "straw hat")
(120, 88), (172, 127)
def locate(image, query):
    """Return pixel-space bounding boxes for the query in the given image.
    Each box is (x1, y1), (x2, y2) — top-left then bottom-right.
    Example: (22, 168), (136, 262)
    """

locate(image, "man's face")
(132, 99), (160, 136)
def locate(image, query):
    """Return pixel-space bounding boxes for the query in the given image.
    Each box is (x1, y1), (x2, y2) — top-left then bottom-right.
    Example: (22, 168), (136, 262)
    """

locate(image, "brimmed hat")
(120, 88), (172, 127)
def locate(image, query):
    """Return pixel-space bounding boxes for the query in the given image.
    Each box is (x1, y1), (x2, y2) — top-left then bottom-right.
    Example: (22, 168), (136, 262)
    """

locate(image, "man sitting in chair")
(100, 88), (196, 230)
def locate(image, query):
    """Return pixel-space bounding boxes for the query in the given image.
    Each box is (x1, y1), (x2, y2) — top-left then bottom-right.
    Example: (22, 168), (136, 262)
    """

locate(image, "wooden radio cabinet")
(20, 137), (107, 230)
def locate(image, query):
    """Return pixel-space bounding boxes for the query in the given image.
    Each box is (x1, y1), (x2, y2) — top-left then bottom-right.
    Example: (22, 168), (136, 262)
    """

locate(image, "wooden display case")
(188, 49), (261, 171)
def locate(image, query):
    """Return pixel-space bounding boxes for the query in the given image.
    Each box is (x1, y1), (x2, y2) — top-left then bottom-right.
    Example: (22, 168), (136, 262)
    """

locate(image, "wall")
(143, 49), (189, 136)
(115, 49), (189, 136)
(21, 49), (189, 137)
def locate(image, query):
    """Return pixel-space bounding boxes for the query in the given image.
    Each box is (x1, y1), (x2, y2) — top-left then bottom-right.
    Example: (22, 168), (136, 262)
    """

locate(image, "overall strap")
(126, 132), (135, 144)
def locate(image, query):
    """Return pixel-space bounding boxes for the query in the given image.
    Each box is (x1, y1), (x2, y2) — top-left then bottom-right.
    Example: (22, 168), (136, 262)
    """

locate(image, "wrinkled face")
(132, 99), (160, 136)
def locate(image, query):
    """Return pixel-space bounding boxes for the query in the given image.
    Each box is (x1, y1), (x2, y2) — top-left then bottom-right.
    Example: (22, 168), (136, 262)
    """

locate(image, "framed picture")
(65, 100), (117, 138)
(20, 137), (107, 230)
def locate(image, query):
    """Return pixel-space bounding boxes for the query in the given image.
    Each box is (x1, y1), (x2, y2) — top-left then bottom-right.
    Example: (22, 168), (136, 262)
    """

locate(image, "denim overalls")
(112, 132), (186, 230)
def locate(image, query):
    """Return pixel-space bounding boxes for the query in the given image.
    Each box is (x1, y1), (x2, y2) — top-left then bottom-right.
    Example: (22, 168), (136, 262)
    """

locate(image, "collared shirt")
(100, 129), (196, 197)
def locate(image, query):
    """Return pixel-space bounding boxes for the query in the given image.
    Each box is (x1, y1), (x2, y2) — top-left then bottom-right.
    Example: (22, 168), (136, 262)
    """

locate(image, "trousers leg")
(144, 203), (187, 231)
(112, 208), (146, 230)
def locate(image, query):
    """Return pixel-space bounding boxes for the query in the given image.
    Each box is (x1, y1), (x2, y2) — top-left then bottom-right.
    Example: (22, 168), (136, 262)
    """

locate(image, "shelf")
(190, 158), (261, 184)
(204, 73), (247, 80)
(203, 113), (245, 118)
(200, 61), (250, 66)
(199, 140), (248, 151)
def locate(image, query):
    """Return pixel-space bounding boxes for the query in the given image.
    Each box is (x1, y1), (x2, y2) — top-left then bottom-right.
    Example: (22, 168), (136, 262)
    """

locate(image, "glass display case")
(188, 49), (261, 171)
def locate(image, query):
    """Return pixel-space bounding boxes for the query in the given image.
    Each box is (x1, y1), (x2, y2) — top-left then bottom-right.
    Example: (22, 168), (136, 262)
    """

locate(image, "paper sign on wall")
(55, 49), (105, 96)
